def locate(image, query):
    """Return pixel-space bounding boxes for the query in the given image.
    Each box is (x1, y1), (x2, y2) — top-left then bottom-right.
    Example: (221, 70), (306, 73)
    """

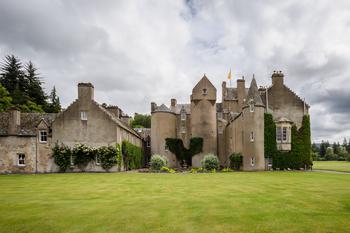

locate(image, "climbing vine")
(165, 137), (203, 166)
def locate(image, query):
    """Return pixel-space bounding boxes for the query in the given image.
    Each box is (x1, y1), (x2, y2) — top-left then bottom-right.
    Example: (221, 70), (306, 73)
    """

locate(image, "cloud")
(0, 0), (349, 142)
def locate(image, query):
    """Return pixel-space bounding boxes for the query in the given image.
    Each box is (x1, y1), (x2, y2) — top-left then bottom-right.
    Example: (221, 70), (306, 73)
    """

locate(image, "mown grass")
(313, 161), (350, 172)
(0, 172), (349, 233)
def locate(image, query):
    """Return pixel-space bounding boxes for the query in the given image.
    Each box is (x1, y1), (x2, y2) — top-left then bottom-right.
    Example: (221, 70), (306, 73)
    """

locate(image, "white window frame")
(251, 156), (255, 167)
(181, 112), (186, 121)
(80, 111), (88, 121)
(282, 127), (287, 142)
(39, 130), (48, 143)
(18, 153), (25, 166)
(276, 127), (282, 142)
(250, 132), (255, 142)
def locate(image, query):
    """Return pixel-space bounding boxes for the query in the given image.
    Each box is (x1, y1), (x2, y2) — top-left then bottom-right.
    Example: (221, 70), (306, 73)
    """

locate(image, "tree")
(264, 113), (277, 158)
(131, 113), (151, 128)
(0, 83), (12, 112)
(0, 55), (25, 95)
(25, 61), (47, 107)
(45, 86), (61, 113)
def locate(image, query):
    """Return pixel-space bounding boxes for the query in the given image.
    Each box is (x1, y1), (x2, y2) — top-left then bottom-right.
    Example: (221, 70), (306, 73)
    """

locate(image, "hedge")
(122, 141), (143, 170)
(165, 137), (203, 166)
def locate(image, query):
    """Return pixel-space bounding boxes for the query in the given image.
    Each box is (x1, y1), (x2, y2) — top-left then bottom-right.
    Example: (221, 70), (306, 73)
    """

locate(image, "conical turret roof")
(246, 78), (263, 105)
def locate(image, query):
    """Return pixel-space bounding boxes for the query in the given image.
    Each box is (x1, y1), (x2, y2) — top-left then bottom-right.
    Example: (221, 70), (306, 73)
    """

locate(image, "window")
(249, 103), (254, 112)
(146, 140), (151, 148)
(18, 154), (25, 166)
(217, 112), (223, 120)
(181, 126), (186, 134)
(202, 88), (207, 95)
(250, 132), (254, 142)
(165, 143), (169, 151)
(181, 112), (186, 121)
(39, 130), (47, 143)
(81, 111), (88, 121)
(282, 127), (287, 142)
(251, 156), (255, 167)
(276, 127), (282, 142)
(95, 154), (101, 166)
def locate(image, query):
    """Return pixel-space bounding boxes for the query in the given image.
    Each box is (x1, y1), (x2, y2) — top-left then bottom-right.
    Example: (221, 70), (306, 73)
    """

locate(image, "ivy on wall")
(52, 142), (139, 172)
(165, 137), (203, 166)
(122, 141), (143, 170)
(264, 113), (312, 169)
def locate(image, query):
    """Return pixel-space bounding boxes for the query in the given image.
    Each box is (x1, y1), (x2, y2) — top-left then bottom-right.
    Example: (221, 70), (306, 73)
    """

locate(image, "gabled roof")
(192, 75), (216, 92)
(0, 112), (57, 136)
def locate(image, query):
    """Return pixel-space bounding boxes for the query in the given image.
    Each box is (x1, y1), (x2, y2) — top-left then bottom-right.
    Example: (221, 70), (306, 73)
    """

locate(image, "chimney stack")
(151, 102), (157, 112)
(8, 108), (20, 135)
(237, 77), (246, 109)
(78, 83), (94, 102)
(271, 71), (284, 86)
(171, 98), (177, 107)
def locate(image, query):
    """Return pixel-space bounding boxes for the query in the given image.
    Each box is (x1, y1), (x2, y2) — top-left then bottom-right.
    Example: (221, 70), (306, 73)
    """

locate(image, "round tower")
(150, 104), (177, 167)
(190, 75), (217, 167)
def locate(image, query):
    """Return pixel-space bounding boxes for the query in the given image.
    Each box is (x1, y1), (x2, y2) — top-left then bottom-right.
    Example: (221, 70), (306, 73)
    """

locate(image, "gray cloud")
(0, 0), (349, 142)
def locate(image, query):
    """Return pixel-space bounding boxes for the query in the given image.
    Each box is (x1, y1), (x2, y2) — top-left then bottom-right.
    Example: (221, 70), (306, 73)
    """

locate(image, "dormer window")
(39, 130), (48, 143)
(202, 88), (207, 95)
(81, 111), (88, 121)
(181, 112), (186, 121)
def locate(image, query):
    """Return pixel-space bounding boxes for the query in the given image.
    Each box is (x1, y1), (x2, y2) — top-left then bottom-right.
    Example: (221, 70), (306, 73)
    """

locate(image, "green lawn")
(313, 161), (350, 172)
(0, 172), (349, 233)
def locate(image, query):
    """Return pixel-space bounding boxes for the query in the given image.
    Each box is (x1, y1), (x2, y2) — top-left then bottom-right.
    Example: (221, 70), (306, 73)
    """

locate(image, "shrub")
(72, 144), (95, 171)
(221, 168), (233, 172)
(160, 166), (175, 173)
(149, 154), (168, 171)
(201, 154), (219, 171)
(165, 137), (203, 166)
(97, 145), (122, 171)
(229, 153), (243, 170)
(52, 143), (72, 172)
(190, 167), (203, 173)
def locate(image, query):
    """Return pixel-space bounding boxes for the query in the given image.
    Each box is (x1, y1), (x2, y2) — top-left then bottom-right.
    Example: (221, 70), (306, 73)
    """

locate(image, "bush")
(160, 166), (175, 173)
(72, 144), (95, 171)
(201, 154), (219, 171)
(149, 154), (168, 171)
(52, 143), (72, 172)
(221, 168), (233, 172)
(190, 167), (203, 173)
(97, 145), (122, 171)
(229, 153), (243, 170)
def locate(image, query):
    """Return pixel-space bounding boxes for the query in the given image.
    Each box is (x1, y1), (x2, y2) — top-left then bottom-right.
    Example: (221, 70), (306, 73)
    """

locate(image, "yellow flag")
(228, 69), (232, 80)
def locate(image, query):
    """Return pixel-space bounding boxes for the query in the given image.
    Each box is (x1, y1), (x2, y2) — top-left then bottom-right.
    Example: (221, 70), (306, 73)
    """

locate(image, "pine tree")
(0, 83), (12, 112)
(25, 61), (47, 106)
(0, 55), (26, 96)
(46, 86), (61, 113)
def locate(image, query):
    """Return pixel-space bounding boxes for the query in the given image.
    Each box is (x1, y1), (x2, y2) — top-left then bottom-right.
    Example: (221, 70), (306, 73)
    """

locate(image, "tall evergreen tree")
(0, 83), (12, 112)
(25, 61), (47, 106)
(0, 55), (26, 96)
(46, 86), (61, 113)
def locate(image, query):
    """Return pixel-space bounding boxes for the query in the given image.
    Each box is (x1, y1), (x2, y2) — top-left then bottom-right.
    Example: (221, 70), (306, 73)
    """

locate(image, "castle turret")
(241, 77), (265, 171)
(190, 75), (217, 167)
(150, 104), (177, 167)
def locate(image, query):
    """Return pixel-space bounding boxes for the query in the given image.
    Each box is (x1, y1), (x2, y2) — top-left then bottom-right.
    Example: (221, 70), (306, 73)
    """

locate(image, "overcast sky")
(0, 0), (349, 143)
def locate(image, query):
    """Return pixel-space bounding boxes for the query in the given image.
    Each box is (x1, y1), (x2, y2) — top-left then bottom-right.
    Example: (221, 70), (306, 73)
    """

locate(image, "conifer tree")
(46, 86), (61, 113)
(0, 83), (12, 112)
(25, 61), (47, 106)
(0, 55), (26, 96)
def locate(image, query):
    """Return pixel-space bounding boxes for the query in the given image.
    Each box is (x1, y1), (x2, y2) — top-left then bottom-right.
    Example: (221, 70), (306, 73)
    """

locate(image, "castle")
(151, 71), (309, 170)
(0, 71), (310, 173)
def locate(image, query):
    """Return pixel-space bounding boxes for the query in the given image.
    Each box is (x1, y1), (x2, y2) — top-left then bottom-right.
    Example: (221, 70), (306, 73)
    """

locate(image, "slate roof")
(223, 88), (249, 101)
(246, 78), (264, 106)
(153, 104), (172, 113)
(0, 112), (57, 136)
